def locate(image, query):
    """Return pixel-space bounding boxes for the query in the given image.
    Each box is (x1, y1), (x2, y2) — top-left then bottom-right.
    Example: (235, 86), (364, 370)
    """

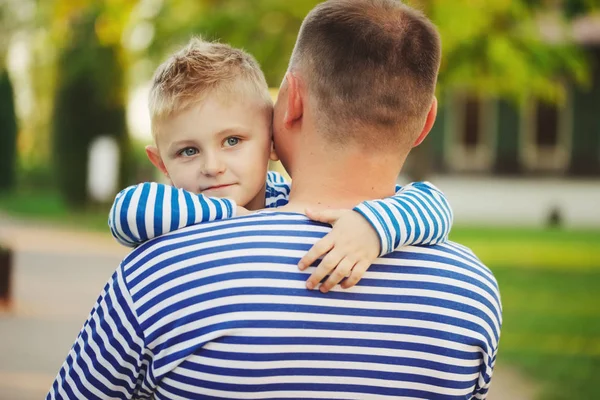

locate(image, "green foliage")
(0, 68), (18, 192)
(146, 0), (592, 104)
(418, 0), (590, 104)
(150, 0), (318, 85)
(51, 9), (131, 208)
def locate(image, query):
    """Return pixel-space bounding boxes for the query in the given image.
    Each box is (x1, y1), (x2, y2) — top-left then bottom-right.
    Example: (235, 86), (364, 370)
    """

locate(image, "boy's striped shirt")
(109, 172), (454, 256)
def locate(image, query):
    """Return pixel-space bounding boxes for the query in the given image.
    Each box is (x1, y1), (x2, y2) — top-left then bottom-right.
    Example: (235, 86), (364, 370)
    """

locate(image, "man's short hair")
(290, 0), (441, 148)
(149, 37), (272, 137)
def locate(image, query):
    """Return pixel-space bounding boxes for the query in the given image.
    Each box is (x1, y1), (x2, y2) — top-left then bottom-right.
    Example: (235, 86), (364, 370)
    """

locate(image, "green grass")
(0, 189), (109, 231)
(491, 267), (600, 400)
(448, 228), (600, 400)
(1, 189), (600, 399)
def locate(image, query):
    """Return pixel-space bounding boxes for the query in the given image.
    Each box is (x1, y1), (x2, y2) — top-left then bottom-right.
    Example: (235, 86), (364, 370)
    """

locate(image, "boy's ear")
(413, 96), (438, 147)
(283, 72), (303, 129)
(145, 145), (169, 178)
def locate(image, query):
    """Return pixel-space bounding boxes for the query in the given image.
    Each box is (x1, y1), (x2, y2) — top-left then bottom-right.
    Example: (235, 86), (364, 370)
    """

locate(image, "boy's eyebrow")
(215, 126), (251, 137)
(169, 139), (197, 148)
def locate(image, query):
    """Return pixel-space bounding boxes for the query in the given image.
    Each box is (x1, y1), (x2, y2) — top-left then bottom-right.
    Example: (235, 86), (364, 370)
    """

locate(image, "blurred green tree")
(147, 0), (591, 102)
(0, 0), (22, 192)
(0, 69), (18, 192)
(51, 4), (132, 207)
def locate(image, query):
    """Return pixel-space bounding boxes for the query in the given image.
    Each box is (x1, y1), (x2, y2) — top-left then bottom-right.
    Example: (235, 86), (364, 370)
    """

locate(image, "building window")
(521, 94), (572, 173)
(464, 97), (481, 148)
(447, 93), (495, 172)
(535, 101), (559, 147)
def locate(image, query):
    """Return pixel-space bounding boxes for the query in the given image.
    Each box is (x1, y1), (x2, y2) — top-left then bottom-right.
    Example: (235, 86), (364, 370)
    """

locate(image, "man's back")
(115, 212), (501, 399)
(47, 212), (500, 400)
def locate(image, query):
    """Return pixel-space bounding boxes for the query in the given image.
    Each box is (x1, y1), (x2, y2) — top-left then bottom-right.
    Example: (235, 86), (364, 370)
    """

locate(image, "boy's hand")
(299, 208), (381, 293)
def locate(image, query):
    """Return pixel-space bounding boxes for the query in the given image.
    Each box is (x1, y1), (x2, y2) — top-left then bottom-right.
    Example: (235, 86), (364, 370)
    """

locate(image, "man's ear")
(413, 96), (438, 147)
(283, 72), (303, 129)
(145, 145), (169, 178)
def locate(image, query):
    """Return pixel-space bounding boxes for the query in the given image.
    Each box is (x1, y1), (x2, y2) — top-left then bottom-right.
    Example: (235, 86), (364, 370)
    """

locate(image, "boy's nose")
(201, 153), (226, 176)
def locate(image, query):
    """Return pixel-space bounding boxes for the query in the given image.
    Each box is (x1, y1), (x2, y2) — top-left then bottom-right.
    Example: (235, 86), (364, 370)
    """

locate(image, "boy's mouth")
(202, 184), (235, 191)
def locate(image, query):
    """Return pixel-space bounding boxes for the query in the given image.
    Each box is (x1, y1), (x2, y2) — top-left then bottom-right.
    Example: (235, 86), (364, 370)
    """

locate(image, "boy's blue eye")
(180, 147), (199, 157)
(224, 137), (240, 147)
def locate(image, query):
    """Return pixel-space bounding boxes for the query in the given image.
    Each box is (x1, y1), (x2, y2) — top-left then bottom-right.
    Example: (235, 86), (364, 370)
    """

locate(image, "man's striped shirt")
(109, 172), (454, 256)
(48, 212), (501, 400)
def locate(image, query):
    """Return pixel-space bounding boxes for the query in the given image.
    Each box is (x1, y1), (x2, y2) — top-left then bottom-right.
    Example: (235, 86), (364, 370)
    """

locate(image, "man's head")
(273, 0), (441, 175)
(146, 38), (276, 209)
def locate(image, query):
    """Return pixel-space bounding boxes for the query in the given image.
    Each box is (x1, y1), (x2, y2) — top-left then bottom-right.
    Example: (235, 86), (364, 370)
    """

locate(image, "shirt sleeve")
(108, 182), (238, 247)
(353, 181), (454, 256)
(472, 350), (498, 399)
(46, 267), (149, 400)
(265, 171), (291, 208)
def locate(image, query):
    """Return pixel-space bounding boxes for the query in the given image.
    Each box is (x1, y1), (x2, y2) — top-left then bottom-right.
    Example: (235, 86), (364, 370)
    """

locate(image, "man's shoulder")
(119, 212), (326, 276)
(382, 241), (499, 302)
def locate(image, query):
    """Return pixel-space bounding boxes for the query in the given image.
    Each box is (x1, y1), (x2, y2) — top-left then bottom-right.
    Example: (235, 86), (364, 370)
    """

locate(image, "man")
(47, 0), (501, 399)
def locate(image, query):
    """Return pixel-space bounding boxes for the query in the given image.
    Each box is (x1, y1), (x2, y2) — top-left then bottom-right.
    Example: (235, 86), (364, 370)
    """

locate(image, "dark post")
(569, 47), (600, 176)
(494, 100), (522, 175)
(0, 246), (12, 306)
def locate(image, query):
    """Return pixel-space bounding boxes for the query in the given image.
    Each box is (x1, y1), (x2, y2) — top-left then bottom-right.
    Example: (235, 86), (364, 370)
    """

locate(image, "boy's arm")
(353, 181), (454, 255)
(108, 182), (238, 247)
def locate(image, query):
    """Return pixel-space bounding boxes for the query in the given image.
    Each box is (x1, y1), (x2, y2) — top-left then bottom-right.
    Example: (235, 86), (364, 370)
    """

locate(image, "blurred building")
(427, 14), (600, 178)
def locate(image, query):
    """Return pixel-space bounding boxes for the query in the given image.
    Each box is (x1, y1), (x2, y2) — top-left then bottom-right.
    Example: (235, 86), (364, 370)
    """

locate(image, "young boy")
(109, 37), (453, 292)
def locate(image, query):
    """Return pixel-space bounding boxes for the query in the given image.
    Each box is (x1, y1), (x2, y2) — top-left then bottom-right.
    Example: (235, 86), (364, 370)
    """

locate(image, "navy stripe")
(154, 184), (164, 238)
(136, 184), (150, 242)
(184, 190), (196, 225)
(169, 187), (179, 232)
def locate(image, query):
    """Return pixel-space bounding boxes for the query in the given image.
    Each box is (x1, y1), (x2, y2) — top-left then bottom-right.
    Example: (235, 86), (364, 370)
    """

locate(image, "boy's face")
(148, 93), (274, 210)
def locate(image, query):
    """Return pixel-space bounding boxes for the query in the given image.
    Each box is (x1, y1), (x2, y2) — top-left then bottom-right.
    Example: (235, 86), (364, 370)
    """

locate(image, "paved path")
(0, 214), (537, 399)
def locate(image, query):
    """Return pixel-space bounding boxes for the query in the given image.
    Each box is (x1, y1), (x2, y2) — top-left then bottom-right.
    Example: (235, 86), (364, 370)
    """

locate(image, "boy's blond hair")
(149, 37), (272, 136)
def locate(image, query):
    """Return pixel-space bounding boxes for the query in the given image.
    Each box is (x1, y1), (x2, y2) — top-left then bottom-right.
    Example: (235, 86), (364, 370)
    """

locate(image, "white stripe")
(166, 370), (474, 397)
(112, 189), (133, 245)
(126, 184), (143, 241)
(201, 342), (481, 368)
(177, 188), (188, 229)
(185, 355), (479, 384)
(160, 380), (426, 400)
(191, 192), (203, 224)
(162, 187), (171, 234)
(144, 183), (157, 240)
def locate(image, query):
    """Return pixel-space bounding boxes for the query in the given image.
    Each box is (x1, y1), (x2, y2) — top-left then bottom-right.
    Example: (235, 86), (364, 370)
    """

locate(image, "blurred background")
(0, 0), (599, 399)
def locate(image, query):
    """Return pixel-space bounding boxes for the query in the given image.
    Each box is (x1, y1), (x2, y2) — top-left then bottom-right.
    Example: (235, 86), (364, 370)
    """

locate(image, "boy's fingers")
(305, 208), (346, 224)
(305, 249), (343, 290)
(340, 260), (371, 289)
(298, 236), (334, 270)
(320, 257), (356, 293)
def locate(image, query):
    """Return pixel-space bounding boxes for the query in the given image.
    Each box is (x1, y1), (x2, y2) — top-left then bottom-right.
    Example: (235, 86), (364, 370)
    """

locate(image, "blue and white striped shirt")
(47, 212), (501, 399)
(109, 172), (453, 256)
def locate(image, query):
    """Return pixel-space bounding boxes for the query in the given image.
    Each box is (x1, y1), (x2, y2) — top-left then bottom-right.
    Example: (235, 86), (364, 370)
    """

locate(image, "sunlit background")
(0, 0), (599, 399)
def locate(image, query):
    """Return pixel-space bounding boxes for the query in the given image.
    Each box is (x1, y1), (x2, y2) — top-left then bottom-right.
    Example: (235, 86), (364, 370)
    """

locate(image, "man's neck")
(278, 150), (402, 213)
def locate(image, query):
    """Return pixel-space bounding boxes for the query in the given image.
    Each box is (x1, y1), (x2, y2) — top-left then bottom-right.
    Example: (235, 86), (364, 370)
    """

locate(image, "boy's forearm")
(353, 181), (454, 255)
(108, 182), (237, 247)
